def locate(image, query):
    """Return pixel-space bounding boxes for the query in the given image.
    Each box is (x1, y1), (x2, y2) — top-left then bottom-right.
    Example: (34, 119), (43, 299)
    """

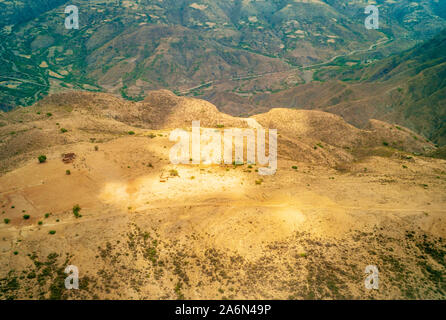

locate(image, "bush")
(49, 230), (56, 235)
(73, 205), (81, 218)
(4, 218), (10, 224)
(38, 155), (47, 163)
(60, 128), (68, 133)
(66, 170), (71, 175)
(382, 141), (389, 146)
(292, 166), (298, 170)
(169, 169), (179, 177)
(23, 215), (30, 220)
(128, 131), (135, 135)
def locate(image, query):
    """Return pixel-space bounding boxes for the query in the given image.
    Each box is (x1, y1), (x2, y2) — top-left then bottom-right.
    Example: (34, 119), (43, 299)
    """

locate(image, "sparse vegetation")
(38, 155), (47, 163)
(60, 128), (68, 133)
(73, 205), (82, 218)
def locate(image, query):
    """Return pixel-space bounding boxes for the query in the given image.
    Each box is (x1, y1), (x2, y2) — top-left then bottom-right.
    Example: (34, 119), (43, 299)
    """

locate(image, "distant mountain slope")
(0, 0), (69, 27)
(1, 0), (446, 109)
(215, 29), (446, 146)
(310, 29), (446, 146)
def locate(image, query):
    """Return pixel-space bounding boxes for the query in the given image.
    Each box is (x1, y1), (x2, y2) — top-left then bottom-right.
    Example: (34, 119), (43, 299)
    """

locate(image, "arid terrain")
(0, 90), (445, 300)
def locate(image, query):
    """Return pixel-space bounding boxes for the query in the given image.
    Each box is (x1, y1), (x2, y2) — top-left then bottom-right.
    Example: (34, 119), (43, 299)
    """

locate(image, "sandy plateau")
(0, 90), (445, 300)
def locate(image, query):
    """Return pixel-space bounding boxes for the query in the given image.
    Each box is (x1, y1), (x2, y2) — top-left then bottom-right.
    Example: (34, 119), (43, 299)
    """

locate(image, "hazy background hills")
(0, 0), (445, 144)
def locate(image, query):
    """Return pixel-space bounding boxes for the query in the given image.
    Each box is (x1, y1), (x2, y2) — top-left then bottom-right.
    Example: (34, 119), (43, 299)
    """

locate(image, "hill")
(1, 90), (445, 300)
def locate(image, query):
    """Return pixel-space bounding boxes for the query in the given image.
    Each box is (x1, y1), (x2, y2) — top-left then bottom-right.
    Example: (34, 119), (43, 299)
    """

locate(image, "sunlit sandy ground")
(1, 132), (445, 299)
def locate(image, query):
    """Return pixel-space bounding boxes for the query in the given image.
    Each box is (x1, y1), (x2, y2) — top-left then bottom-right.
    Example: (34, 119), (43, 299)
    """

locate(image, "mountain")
(1, 0), (446, 110)
(208, 28), (446, 146)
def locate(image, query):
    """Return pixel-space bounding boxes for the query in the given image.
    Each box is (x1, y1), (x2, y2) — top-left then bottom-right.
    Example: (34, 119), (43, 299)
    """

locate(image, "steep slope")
(216, 29), (446, 146)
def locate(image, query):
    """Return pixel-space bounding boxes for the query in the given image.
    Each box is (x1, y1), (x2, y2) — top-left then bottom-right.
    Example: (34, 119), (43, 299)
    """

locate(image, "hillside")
(1, 91), (445, 300)
(213, 29), (446, 146)
(2, 0), (446, 109)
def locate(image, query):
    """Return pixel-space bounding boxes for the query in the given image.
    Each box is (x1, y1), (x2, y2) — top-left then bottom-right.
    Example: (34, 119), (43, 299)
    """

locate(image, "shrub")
(38, 221), (43, 226)
(94, 145), (99, 151)
(255, 179), (263, 185)
(60, 128), (68, 133)
(49, 230), (56, 235)
(292, 166), (298, 170)
(44, 213), (51, 219)
(23, 215), (30, 220)
(66, 170), (71, 175)
(46, 113), (52, 117)
(73, 205), (81, 218)
(4, 218), (10, 224)
(38, 155), (47, 163)
(382, 141), (389, 146)
(128, 131), (135, 135)
(169, 169), (179, 177)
